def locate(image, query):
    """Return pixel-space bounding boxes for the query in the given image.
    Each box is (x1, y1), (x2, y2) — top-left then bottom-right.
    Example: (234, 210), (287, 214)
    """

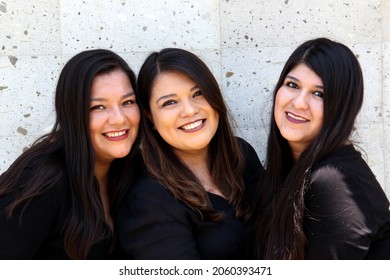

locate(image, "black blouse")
(118, 138), (263, 259)
(304, 145), (390, 259)
(0, 176), (117, 260)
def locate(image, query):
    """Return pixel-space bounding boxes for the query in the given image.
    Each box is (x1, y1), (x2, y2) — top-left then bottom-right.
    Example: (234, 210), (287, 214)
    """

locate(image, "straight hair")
(137, 48), (249, 221)
(258, 38), (364, 259)
(0, 49), (140, 259)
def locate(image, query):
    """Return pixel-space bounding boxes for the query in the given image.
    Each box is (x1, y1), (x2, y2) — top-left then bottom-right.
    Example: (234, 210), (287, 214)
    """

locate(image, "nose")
(292, 91), (309, 110)
(108, 106), (126, 125)
(180, 99), (199, 117)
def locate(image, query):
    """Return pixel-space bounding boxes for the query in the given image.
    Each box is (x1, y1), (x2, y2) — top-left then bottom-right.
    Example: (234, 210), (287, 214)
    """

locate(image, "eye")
(90, 104), (105, 110)
(313, 91), (323, 98)
(193, 90), (203, 98)
(162, 100), (177, 107)
(123, 99), (136, 106)
(286, 81), (298, 89)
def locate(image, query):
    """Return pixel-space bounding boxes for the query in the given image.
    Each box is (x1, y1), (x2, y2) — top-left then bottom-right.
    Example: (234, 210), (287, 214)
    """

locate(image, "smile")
(180, 120), (204, 131)
(286, 112), (308, 122)
(103, 130), (128, 138)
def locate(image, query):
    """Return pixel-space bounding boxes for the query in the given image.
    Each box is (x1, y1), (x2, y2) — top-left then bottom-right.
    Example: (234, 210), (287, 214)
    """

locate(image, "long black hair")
(137, 48), (249, 221)
(0, 49), (140, 259)
(258, 38), (364, 259)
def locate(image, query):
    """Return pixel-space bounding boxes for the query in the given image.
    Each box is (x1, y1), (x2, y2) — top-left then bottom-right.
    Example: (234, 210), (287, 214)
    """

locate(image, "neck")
(174, 147), (224, 197)
(175, 148), (209, 169)
(288, 142), (305, 162)
(94, 161), (111, 189)
(292, 150), (301, 162)
(94, 160), (113, 231)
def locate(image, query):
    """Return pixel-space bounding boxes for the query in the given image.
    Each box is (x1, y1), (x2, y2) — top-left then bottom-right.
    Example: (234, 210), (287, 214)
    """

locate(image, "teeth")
(287, 112), (307, 122)
(105, 130), (126, 137)
(182, 120), (203, 130)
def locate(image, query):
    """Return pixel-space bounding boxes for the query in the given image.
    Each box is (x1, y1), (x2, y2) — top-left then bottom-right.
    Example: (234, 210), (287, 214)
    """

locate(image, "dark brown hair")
(0, 49), (140, 259)
(258, 38), (364, 259)
(137, 48), (249, 221)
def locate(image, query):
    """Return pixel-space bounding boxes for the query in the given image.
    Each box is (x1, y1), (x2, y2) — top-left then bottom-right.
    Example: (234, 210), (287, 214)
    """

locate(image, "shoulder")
(131, 175), (171, 199)
(307, 145), (388, 216)
(118, 173), (197, 238)
(126, 174), (191, 215)
(310, 145), (380, 191)
(0, 171), (64, 227)
(118, 174), (200, 259)
(1, 149), (66, 194)
(234, 137), (264, 201)
(235, 136), (264, 173)
(235, 137), (260, 162)
(235, 136), (255, 155)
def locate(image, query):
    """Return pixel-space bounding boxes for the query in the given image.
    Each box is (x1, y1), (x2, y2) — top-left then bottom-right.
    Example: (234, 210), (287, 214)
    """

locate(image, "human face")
(89, 69), (140, 165)
(149, 71), (219, 158)
(274, 63), (324, 159)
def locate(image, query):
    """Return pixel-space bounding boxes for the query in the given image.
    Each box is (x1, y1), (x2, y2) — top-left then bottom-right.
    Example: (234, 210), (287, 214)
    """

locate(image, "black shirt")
(0, 177), (116, 259)
(304, 145), (390, 259)
(118, 138), (263, 259)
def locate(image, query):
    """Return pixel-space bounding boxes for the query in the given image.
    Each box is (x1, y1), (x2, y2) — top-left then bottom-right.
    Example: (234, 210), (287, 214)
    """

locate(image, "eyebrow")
(90, 91), (135, 102)
(155, 93), (177, 104)
(155, 85), (199, 104)
(286, 75), (324, 89)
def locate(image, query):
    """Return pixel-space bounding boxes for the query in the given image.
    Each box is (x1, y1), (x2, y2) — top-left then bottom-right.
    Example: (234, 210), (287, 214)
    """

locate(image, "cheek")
(215, 112), (219, 124)
(126, 108), (141, 126)
(150, 110), (169, 133)
(154, 118), (169, 133)
(313, 101), (324, 124)
(89, 114), (103, 134)
(274, 89), (287, 108)
(153, 113), (179, 146)
(274, 93), (285, 122)
(208, 105), (219, 122)
(88, 117), (100, 151)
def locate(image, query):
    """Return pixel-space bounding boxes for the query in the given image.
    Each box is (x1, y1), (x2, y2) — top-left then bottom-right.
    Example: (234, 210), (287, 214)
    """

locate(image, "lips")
(103, 129), (129, 140)
(180, 119), (204, 131)
(286, 112), (308, 123)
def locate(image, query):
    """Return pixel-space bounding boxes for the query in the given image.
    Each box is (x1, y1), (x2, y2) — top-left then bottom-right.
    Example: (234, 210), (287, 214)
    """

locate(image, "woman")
(118, 48), (263, 259)
(0, 49), (140, 259)
(256, 37), (390, 259)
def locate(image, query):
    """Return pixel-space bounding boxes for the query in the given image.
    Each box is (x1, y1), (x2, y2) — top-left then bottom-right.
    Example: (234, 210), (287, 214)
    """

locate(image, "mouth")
(286, 112), (308, 123)
(103, 129), (128, 138)
(180, 119), (205, 131)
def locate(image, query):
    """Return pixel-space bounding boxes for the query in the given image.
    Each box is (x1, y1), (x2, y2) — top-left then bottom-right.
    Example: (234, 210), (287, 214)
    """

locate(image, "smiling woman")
(274, 63), (324, 160)
(89, 69), (140, 164)
(254, 37), (390, 260)
(149, 71), (219, 162)
(0, 49), (141, 259)
(118, 48), (264, 259)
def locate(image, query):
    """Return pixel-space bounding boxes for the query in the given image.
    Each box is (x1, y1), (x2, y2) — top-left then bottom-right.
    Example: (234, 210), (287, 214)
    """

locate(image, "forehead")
(152, 72), (196, 94)
(92, 68), (130, 85)
(154, 71), (193, 84)
(90, 69), (132, 96)
(287, 63), (323, 85)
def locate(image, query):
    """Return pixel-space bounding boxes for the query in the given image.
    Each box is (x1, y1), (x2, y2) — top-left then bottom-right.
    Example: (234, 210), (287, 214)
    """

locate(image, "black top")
(304, 145), (390, 259)
(0, 173), (117, 260)
(118, 138), (263, 259)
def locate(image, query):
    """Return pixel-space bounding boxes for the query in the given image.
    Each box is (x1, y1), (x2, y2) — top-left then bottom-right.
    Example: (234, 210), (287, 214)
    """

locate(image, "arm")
(0, 187), (59, 259)
(236, 137), (264, 258)
(304, 165), (375, 259)
(118, 177), (200, 260)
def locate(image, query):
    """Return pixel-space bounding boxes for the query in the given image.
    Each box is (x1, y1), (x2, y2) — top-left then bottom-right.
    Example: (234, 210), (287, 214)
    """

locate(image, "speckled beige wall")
(0, 0), (389, 197)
